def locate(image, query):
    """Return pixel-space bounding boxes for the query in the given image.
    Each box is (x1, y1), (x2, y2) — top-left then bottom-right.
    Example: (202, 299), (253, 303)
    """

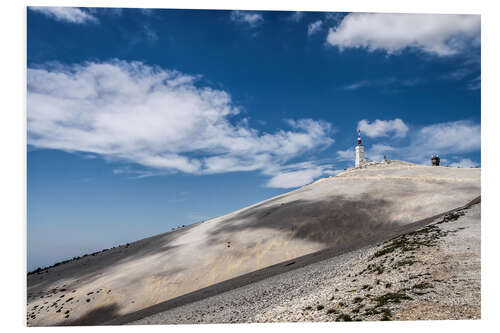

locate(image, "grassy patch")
(371, 221), (455, 261)
(374, 292), (412, 307)
(360, 263), (385, 275)
(364, 306), (393, 321)
(412, 282), (434, 290)
(393, 259), (417, 268)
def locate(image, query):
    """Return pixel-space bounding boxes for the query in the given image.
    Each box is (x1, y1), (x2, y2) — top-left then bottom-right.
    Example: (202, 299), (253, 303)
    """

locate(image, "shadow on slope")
(57, 303), (121, 326)
(208, 194), (396, 247)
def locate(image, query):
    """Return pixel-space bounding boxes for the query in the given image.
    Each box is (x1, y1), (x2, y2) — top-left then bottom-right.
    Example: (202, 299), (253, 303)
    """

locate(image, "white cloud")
(412, 120), (480, 156)
(230, 11), (263, 27)
(371, 120), (480, 164)
(307, 20), (323, 36)
(366, 144), (396, 162)
(336, 148), (354, 161)
(358, 118), (409, 138)
(368, 120), (480, 164)
(264, 161), (338, 188)
(28, 60), (334, 184)
(448, 158), (479, 168)
(336, 119), (480, 167)
(266, 166), (324, 188)
(326, 13), (480, 56)
(30, 7), (98, 24)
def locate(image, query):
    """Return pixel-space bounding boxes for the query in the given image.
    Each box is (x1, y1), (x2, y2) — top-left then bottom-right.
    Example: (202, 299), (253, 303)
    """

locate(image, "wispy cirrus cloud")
(466, 76), (481, 90)
(343, 77), (423, 91)
(439, 55), (481, 91)
(327, 13), (480, 56)
(230, 10), (264, 27)
(287, 11), (305, 22)
(27, 60), (335, 188)
(87, 7), (123, 17)
(307, 20), (323, 36)
(143, 24), (159, 43)
(29, 7), (98, 24)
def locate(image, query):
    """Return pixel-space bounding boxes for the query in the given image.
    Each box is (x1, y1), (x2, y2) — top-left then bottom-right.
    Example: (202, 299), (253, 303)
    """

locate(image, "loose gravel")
(132, 202), (480, 324)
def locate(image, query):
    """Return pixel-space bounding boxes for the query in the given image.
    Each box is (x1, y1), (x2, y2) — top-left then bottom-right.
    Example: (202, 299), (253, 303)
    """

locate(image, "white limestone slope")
(27, 161), (480, 326)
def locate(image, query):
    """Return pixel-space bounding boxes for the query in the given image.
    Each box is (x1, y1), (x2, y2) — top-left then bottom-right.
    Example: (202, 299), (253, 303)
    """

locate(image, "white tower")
(355, 129), (365, 168)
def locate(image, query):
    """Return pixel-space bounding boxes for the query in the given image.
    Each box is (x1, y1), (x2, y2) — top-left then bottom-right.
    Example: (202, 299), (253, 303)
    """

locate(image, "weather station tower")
(355, 129), (365, 168)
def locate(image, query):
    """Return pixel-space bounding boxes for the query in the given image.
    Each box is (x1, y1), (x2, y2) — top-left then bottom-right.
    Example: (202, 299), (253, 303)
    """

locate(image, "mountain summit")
(27, 161), (480, 326)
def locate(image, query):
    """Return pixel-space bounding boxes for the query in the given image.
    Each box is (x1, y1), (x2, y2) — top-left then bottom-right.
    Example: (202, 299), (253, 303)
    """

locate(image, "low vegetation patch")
(359, 263), (384, 275)
(412, 282), (434, 290)
(370, 210), (466, 263)
(374, 292), (412, 307)
(393, 258), (417, 268)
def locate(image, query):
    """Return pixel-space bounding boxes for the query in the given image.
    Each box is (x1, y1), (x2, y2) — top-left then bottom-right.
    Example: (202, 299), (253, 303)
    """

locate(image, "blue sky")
(27, 7), (481, 270)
